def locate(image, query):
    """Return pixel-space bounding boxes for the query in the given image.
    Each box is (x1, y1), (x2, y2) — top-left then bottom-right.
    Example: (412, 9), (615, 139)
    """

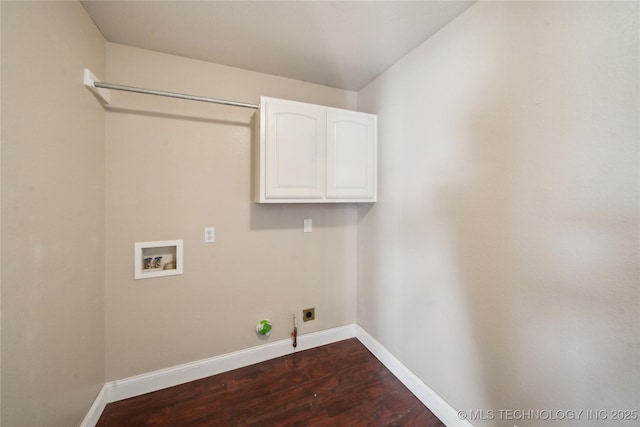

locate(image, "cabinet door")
(326, 111), (376, 200)
(264, 101), (325, 199)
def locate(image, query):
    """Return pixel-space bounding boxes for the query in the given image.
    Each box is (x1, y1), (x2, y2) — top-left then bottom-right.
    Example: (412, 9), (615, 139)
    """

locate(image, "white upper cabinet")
(264, 101), (325, 199)
(256, 97), (377, 203)
(326, 111), (376, 200)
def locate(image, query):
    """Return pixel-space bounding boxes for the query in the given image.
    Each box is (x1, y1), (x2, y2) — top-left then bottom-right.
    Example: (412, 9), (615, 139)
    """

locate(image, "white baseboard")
(79, 384), (108, 427)
(354, 324), (473, 427)
(104, 324), (356, 404)
(80, 324), (356, 427)
(81, 323), (469, 427)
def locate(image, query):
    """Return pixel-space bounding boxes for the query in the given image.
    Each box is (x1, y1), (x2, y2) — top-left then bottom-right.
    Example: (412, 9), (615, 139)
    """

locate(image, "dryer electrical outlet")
(302, 308), (315, 321)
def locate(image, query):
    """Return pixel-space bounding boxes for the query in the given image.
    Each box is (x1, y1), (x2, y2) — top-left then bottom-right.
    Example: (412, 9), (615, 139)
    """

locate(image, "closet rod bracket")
(83, 69), (111, 104)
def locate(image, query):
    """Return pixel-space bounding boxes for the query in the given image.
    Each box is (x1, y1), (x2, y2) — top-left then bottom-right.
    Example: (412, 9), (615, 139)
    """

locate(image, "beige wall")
(3, 1), (638, 425)
(357, 1), (639, 425)
(1, 2), (106, 426)
(104, 43), (358, 380)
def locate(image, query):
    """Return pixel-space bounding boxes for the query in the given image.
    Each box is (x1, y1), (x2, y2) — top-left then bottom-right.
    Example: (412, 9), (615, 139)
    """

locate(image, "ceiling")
(81, 1), (475, 91)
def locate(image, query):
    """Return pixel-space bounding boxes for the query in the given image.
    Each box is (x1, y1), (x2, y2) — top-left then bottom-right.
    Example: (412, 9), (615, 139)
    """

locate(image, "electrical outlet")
(204, 227), (215, 243)
(302, 307), (315, 321)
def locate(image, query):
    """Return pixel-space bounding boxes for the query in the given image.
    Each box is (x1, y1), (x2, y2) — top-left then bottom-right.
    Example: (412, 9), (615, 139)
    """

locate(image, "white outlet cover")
(304, 219), (312, 233)
(204, 227), (215, 242)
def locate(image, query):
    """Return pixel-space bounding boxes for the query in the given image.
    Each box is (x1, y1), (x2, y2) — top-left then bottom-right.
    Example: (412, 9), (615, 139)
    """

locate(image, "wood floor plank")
(96, 338), (444, 427)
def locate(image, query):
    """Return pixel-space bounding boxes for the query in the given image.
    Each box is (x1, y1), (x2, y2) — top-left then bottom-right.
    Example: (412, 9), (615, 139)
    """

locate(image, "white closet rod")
(83, 69), (259, 110)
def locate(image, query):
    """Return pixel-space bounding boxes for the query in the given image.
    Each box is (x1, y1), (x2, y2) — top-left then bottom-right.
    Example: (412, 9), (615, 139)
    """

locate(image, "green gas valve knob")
(256, 319), (272, 337)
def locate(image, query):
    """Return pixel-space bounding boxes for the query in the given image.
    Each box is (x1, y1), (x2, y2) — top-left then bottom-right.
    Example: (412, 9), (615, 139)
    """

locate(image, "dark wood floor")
(96, 338), (444, 426)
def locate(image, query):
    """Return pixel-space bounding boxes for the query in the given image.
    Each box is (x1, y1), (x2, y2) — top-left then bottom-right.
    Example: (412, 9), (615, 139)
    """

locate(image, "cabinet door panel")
(265, 103), (325, 199)
(326, 112), (376, 199)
